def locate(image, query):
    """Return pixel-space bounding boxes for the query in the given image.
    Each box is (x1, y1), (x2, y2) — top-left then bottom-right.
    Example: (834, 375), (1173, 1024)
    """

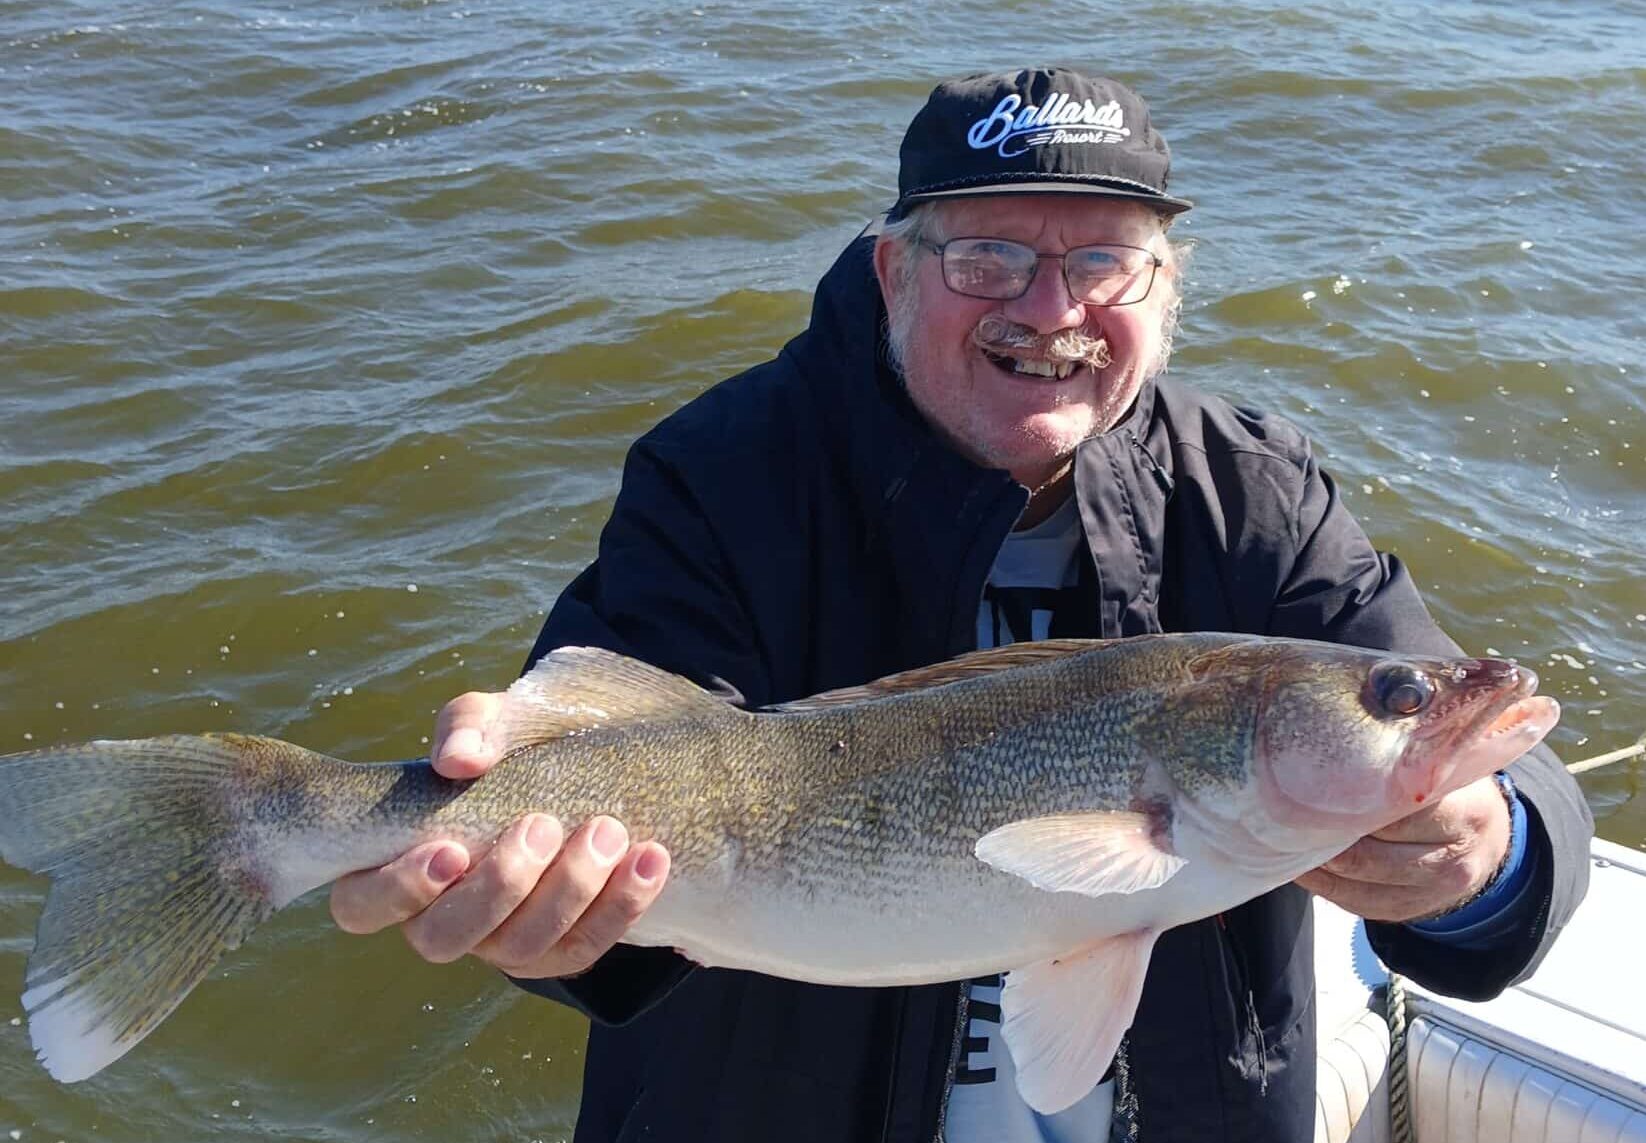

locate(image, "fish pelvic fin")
(0, 733), (328, 1082)
(498, 647), (742, 751)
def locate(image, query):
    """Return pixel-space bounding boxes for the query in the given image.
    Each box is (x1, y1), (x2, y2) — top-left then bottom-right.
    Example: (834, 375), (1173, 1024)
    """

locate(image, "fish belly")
(623, 853), (1263, 987)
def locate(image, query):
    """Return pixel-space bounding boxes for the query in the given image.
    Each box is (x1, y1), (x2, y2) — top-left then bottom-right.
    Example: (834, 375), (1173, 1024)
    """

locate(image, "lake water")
(2, 2), (1642, 1138)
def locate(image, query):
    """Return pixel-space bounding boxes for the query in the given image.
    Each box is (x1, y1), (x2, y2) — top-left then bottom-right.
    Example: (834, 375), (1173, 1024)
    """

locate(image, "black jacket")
(516, 231), (1593, 1142)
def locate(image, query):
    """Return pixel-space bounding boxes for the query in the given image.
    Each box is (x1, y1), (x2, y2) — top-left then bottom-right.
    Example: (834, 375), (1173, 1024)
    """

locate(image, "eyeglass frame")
(915, 236), (1164, 307)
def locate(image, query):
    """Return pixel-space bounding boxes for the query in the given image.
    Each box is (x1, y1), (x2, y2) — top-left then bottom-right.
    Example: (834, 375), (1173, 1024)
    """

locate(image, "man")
(330, 68), (1592, 1140)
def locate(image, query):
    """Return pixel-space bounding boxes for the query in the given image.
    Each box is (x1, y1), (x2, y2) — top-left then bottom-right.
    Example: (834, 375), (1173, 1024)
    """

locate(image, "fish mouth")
(1434, 659), (1542, 745)
(1408, 659), (1559, 794)
(1480, 693), (1557, 740)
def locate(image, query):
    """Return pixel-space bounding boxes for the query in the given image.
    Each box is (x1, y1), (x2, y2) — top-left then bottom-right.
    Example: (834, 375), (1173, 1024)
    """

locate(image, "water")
(1, 1), (1642, 1137)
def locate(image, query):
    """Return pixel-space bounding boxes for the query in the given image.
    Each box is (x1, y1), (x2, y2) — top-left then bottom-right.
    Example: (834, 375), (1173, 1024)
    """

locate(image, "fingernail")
(439, 727), (483, 763)
(590, 817), (628, 862)
(426, 846), (466, 884)
(634, 846), (666, 884)
(525, 816), (559, 860)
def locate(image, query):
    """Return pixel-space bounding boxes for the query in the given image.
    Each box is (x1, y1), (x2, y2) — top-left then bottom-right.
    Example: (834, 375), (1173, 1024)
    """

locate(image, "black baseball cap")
(891, 67), (1192, 219)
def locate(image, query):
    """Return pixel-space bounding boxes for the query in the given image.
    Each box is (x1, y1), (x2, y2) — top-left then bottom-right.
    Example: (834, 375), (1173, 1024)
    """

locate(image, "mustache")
(970, 314), (1112, 370)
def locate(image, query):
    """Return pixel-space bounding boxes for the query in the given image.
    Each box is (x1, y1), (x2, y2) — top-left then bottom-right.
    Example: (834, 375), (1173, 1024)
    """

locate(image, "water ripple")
(1, 0), (1643, 1130)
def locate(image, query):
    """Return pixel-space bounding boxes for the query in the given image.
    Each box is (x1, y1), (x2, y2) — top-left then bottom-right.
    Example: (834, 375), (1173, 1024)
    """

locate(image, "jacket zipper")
(1214, 913), (1268, 1095)
(930, 983), (970, 1143)
(1124, 428), (1175, 498)
(917, 482), (1012, 1143)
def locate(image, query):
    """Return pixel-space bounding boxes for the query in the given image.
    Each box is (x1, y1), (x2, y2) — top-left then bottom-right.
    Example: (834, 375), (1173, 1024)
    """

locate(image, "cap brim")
(899, 181), (1193, 217)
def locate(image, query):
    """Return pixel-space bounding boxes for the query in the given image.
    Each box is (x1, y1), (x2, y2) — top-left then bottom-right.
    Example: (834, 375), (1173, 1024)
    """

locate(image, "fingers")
(432, 691), (509, 779)
(401, 814), (565, 963)
(335, 811), (670, 980)
(394, 815), (670, 977)
(545, 842), (670, 974)
(464, 815), (626, 970)
(1319, 837), (1444, 888)
(330, 841), (471, 935)
(1371, 776), (1502, 844)
(1297, 780), (1511, 921)
(478, 830), (671, 978)
(1294, 866), (1444, 923)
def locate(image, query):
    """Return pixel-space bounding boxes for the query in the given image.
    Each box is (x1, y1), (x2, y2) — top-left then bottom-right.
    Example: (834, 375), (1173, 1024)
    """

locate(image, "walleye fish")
(0, 633), (1556, 1111)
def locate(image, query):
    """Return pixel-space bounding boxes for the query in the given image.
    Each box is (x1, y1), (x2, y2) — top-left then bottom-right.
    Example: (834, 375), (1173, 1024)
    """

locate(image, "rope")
(1566, 736), (1646, 776)
(1384, 972), (1415, 1143)
(1111, 1033), (1139, 1142)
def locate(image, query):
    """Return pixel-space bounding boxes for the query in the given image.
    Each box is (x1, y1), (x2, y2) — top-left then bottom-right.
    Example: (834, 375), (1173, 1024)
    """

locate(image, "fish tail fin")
(0, 733), (331, 1082)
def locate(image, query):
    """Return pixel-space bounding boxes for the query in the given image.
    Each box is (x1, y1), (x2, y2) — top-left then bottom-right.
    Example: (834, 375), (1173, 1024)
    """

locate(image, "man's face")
(874, 195), (1174, 489)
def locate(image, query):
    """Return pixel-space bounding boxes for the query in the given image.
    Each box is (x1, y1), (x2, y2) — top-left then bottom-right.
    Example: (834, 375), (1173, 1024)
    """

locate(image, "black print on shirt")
(954, 973), (1004, 1086)
(982, 585), (1061, 647)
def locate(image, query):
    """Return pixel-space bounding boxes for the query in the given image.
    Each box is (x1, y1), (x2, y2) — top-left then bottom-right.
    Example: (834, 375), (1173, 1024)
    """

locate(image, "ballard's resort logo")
(966, 93), (1129, 158)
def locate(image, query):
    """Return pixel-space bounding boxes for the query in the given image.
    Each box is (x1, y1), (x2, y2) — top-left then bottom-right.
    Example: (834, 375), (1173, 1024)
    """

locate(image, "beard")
(883, 281), (1168, 478)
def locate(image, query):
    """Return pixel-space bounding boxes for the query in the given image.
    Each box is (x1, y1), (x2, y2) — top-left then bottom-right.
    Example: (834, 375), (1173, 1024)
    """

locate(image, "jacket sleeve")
(507, 435), (771, 1025)
(1264, 450), (1593, 999)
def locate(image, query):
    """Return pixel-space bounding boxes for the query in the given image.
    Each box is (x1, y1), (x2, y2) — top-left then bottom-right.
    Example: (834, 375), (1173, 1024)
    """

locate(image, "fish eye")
(1369, 663), (1434, 718)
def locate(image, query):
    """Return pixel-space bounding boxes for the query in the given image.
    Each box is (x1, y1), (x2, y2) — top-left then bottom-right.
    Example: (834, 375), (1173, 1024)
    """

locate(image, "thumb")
(432, 690), (508, 779)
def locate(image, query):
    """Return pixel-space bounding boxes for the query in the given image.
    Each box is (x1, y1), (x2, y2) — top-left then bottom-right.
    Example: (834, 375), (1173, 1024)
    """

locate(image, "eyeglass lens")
(940, 239), (1156, 306)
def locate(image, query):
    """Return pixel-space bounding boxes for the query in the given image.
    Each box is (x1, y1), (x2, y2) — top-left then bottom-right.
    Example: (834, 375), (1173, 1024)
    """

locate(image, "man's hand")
(1295, 775), (1511, 923)
(329, 690), (671, 978)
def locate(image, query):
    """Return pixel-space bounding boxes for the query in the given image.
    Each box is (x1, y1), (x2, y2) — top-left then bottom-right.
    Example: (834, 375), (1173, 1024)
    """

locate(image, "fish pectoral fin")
(974, 810), (1185, 896)
(1000, 930), (1159, 1115)
(496, 647), (737, 751)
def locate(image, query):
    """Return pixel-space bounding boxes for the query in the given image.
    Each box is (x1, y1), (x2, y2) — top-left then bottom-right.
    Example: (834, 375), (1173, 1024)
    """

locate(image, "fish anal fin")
(974, 809), (1184, 897)
(1001, 930), (1159, 1115)
(766, 640), (1109, 713)
(497, 648), (737, 753)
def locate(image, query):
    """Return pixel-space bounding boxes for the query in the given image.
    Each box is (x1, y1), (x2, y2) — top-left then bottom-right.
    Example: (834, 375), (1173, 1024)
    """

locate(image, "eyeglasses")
(918, 237), (1162, 307)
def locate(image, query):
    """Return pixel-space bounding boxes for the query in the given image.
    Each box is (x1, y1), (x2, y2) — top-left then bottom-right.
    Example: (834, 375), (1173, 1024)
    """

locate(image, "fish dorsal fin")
(1000, 930), (1160, 1114)
(765, 639), (1108, 713)
(496, 647), (734, 752)
(975, 809), (1185, 897)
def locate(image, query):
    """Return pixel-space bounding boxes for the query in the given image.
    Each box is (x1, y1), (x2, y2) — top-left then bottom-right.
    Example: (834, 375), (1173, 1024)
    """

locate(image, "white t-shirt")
(947, 496), (1116, 1142)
